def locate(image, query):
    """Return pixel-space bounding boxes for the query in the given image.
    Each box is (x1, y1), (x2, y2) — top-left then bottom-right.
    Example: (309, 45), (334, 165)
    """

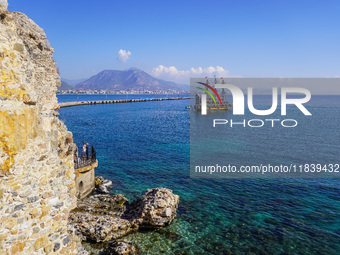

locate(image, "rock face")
(0, 4), (83, 255)
(69, 194), (135, 242)
(128, 188), (180, 228)
(94, 175), (113, 194)
(69, 188), (179, 243)
(0, 0), (8, 9)
(69, 212), (136, 243)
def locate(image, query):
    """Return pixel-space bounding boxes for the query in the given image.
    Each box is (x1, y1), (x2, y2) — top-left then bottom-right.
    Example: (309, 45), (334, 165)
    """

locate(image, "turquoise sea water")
(58, 94), (340, 255)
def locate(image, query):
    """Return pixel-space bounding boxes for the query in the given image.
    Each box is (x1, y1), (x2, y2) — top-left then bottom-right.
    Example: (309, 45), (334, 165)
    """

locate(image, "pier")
(59, 97), (190, 108)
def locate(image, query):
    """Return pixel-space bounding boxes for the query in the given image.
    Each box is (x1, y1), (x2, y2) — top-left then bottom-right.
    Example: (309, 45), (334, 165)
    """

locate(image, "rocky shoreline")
(69, 176), (179, 254)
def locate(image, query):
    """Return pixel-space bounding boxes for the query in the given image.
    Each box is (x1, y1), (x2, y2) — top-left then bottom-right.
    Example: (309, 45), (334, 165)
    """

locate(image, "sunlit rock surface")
(69, 188), (179, 243)
(0, 3), (84, 254)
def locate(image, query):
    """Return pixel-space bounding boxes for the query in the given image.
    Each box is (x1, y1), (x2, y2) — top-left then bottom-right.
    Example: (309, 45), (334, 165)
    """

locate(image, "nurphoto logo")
(192, 78), (312, 128)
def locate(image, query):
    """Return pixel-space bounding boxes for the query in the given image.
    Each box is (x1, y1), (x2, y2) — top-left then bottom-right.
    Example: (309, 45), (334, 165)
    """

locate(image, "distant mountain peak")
(75, 69), (188, 92)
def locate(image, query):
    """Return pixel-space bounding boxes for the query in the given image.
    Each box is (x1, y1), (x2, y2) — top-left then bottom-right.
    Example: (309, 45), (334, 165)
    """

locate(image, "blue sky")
(9, 0), (340, 83)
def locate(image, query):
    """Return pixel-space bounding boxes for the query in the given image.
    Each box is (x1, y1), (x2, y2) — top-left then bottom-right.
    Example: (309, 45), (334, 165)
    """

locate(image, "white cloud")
(117, 49), (132, 62)
(151, 65), (229, 83)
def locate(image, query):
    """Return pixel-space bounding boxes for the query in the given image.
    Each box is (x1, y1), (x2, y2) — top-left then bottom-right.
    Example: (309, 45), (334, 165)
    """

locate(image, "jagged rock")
(94, 175), (113, 194)
(101, 241), (140, 255)
(69, 188), (179, 243)
(69, 212), (138, 242)
(76, 194), (128, 216)
(127, 187), (179, 228)
(69, 194), (134, 242)
(0, 0), (8, 9)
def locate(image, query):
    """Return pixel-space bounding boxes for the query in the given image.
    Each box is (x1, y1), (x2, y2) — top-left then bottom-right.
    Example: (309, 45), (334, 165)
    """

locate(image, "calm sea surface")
(58, 94), (340, 255)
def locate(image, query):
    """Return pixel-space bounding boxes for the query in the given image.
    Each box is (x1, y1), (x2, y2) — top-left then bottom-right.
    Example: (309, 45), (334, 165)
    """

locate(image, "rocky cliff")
(0, 2), (85, 254)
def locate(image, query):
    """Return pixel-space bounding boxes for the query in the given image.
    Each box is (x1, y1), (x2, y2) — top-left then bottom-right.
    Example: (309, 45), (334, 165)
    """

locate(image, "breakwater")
(59, 97), (190, 108)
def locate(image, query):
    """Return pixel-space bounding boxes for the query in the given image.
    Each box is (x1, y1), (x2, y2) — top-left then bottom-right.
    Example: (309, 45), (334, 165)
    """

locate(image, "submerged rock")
(102, 241), (140, 255)
(69, 187), (179, 243)
(82, 240), (140, 255)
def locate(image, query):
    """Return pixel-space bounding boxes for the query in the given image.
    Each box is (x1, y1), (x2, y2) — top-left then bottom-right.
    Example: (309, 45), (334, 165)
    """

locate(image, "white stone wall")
(0, 0), (8, 9)
(0, 5), (84, 254)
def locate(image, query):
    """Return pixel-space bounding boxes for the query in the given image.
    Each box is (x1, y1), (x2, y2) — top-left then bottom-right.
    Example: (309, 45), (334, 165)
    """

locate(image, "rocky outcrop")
(69, 212), (136, 243)
(127, 188), (179, 228)
(94, 175), (113, 194)
(0, 0), (7, 9)
(0, 3), (83, 254)
(76, 194), (128, 216)
(69, 194), (136, 242)
(69, 188), (179, 244)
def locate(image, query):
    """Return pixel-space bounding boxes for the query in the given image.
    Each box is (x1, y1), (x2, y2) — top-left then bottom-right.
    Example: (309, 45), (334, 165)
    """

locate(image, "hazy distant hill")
(62, 78), (87, 86)
(58, 81), (74, 90)
(75, 68), (188, 91)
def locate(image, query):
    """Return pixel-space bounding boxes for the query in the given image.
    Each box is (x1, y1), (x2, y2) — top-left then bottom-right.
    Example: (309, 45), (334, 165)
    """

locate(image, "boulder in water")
(95, 175), (113, 194)
(69, 187), (179, 243)
(127, 187), (180, 228)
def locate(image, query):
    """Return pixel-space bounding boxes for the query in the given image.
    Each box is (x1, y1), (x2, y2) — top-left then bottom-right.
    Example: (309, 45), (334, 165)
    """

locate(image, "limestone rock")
(69, 194), (136, 242)
(0, 4), (83, 254)
(0, 0), (8, 9)
(69, 188), (179, 244)
(76, 194), (128, 216)
(127, 187), (179, 228)
(69, 212), (137, 242)
(94, 175), (113, 194)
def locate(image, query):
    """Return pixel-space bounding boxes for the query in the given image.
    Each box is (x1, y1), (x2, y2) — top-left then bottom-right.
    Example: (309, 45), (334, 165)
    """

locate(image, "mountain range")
(58, 80), (74, 90)
(61, 78), (87, 86)
(74, 68), (188, 92)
